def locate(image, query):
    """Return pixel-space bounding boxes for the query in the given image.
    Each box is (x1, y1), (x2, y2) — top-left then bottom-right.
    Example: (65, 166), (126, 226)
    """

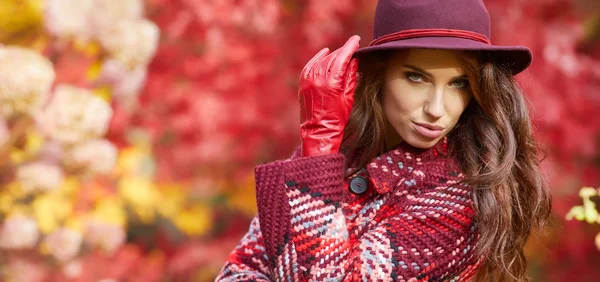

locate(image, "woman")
(217, 0), (551, 281)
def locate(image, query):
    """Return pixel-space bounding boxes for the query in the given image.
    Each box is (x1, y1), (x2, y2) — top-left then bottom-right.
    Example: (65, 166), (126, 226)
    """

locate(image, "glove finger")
(301, 47), (330, 78)
(343, 58), (359, 118)
(324, 47), (342, 76)
(344, 58), (359, 95)
(330, 35), (361, 74)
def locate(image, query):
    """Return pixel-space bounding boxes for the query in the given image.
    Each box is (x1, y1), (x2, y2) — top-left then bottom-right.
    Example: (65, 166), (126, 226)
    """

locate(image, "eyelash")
(404, 72), (470, 89)
(405, 72), (425, 83)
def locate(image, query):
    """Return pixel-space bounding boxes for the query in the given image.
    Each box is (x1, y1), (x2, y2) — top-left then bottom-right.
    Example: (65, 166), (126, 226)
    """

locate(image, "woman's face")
(382, 49), (473, 149)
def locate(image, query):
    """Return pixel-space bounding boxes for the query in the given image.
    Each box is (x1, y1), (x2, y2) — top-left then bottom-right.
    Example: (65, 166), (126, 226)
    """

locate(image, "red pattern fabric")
(216, 143), (482, 281)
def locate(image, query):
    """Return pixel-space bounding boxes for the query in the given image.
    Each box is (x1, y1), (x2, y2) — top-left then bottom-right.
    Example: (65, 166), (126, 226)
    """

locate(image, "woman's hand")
(298, 35), (361, 157)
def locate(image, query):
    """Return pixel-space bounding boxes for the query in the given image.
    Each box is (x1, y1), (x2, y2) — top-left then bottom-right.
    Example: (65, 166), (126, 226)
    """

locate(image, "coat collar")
(363, 141), (460, 194)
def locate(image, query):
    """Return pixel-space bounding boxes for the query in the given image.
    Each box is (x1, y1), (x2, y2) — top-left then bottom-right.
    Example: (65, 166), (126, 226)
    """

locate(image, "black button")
(349, 176), (368, 194)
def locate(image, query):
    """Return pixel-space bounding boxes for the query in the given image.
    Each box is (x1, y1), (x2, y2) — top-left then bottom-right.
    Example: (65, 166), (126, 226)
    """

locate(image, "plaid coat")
(216, 142), (482, 281)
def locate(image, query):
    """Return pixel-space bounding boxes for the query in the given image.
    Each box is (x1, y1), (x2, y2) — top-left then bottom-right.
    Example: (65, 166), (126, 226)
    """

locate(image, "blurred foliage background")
(0, 0), (598, 281)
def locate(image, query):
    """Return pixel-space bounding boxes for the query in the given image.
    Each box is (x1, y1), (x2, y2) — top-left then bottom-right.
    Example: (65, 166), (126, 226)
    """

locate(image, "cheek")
(382, 82), (423, 121)
(447, 93), (472, 121)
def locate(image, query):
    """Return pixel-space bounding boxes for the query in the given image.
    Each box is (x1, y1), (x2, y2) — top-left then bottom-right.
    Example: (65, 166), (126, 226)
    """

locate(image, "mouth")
(412, 122), (445, 139)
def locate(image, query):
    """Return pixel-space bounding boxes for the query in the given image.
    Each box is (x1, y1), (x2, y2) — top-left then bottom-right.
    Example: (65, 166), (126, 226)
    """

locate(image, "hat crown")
(373, 0), (491, 40)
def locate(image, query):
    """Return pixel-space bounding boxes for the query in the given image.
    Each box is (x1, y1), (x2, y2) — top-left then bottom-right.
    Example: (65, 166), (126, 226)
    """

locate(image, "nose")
(424, 87), (445, 119)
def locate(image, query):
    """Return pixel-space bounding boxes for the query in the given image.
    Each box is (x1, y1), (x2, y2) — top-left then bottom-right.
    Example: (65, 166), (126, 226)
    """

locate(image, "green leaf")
(566, 206), (585, 221)
(583, 198), (599, 224)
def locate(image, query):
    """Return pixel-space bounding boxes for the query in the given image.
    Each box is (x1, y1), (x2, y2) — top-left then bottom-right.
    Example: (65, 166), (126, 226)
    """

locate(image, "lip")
(413, 122), (445, 130)
(412, 122), (445, 139)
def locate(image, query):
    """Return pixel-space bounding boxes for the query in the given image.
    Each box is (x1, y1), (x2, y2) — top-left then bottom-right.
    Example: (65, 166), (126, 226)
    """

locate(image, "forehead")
(388, 49), (468, 74)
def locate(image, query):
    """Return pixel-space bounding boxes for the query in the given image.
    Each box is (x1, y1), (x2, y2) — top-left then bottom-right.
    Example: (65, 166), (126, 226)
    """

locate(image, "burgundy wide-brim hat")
(353, 0), (532, 75)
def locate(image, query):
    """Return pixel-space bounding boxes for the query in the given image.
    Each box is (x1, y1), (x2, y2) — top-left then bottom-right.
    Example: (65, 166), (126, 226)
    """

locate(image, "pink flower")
(44, 228), (83, 262)
(0, 215), (39, 249)
(98, 59), (148, 109)
(4, 257), (48, 282)
(38, 84), (113, 144)
(45, 0), (144, 41)
(0, 46), (55, 118)
(16, 162), (64, 193)
(37, 140), (65, 164)
(97, 19), (160, 68)
(84, 220), (126, 254)
(61, 259), (82, 279)
(43, 0), (95, 40)
(64, 139), (118, 175)
(89, 0), (144, 34)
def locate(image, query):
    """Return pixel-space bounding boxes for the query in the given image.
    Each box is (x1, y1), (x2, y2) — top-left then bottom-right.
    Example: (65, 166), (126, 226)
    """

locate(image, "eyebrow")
(402, 64), (468, 80)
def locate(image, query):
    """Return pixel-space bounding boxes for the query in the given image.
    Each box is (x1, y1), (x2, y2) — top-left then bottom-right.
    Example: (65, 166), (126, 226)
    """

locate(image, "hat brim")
(352, 37), (532, 75)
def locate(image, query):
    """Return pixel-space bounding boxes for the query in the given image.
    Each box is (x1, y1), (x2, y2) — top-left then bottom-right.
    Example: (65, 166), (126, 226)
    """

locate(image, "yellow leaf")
(227, 188), (257, 217)
(86, 60), (103, 80)
(9, 130), (44, 164)
(30, 34), (48, 52)
(118, 177), (157, 206)
(226, 175), (258, 217)
(57, 177), (80, 197)
(6, 181), (25, 197)
(0, 192), (14, 214)
(5, 203), (31, 217)
(156, 183), (185, 219)
(0, 182), (26, 213)
(116, 146), (150, 176)
(92, 197), (126, 226)
(64, 214), (85, 232)
(0, 0), (43, 40)
(32, 194), (72, 234)
(118, 176), (158, 223)
(92, 86), (112, 103)
(9, 149), (26, 164)
(133, 205), (156, 224)
(74, 39), (101, 56)
(39, 240), (50, 255)
(174, 204), (212, 237)
(27, 129), (44, 151)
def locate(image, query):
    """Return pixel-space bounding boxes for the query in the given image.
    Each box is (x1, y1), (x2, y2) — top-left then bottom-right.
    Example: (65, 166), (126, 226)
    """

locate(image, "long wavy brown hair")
(340, 50), (552, 281)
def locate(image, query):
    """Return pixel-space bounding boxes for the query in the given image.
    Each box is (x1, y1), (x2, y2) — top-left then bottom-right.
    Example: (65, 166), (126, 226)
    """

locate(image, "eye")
(405, 72), (425, 83)
(451, 79), (469, 89)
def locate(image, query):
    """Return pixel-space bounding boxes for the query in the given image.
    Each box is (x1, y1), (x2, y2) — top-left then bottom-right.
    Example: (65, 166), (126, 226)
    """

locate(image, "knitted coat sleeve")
(215, 216), (272, 281)
(215, 148), (303, 282)
(253, 152), (480, 281)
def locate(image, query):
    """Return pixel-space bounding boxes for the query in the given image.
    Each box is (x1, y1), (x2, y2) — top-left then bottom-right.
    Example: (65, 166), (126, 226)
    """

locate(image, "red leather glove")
(298, 35), (361, 157)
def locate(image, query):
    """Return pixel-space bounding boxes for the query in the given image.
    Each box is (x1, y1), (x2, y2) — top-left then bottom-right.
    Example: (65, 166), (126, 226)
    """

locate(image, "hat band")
(369, 28), (491, 46)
